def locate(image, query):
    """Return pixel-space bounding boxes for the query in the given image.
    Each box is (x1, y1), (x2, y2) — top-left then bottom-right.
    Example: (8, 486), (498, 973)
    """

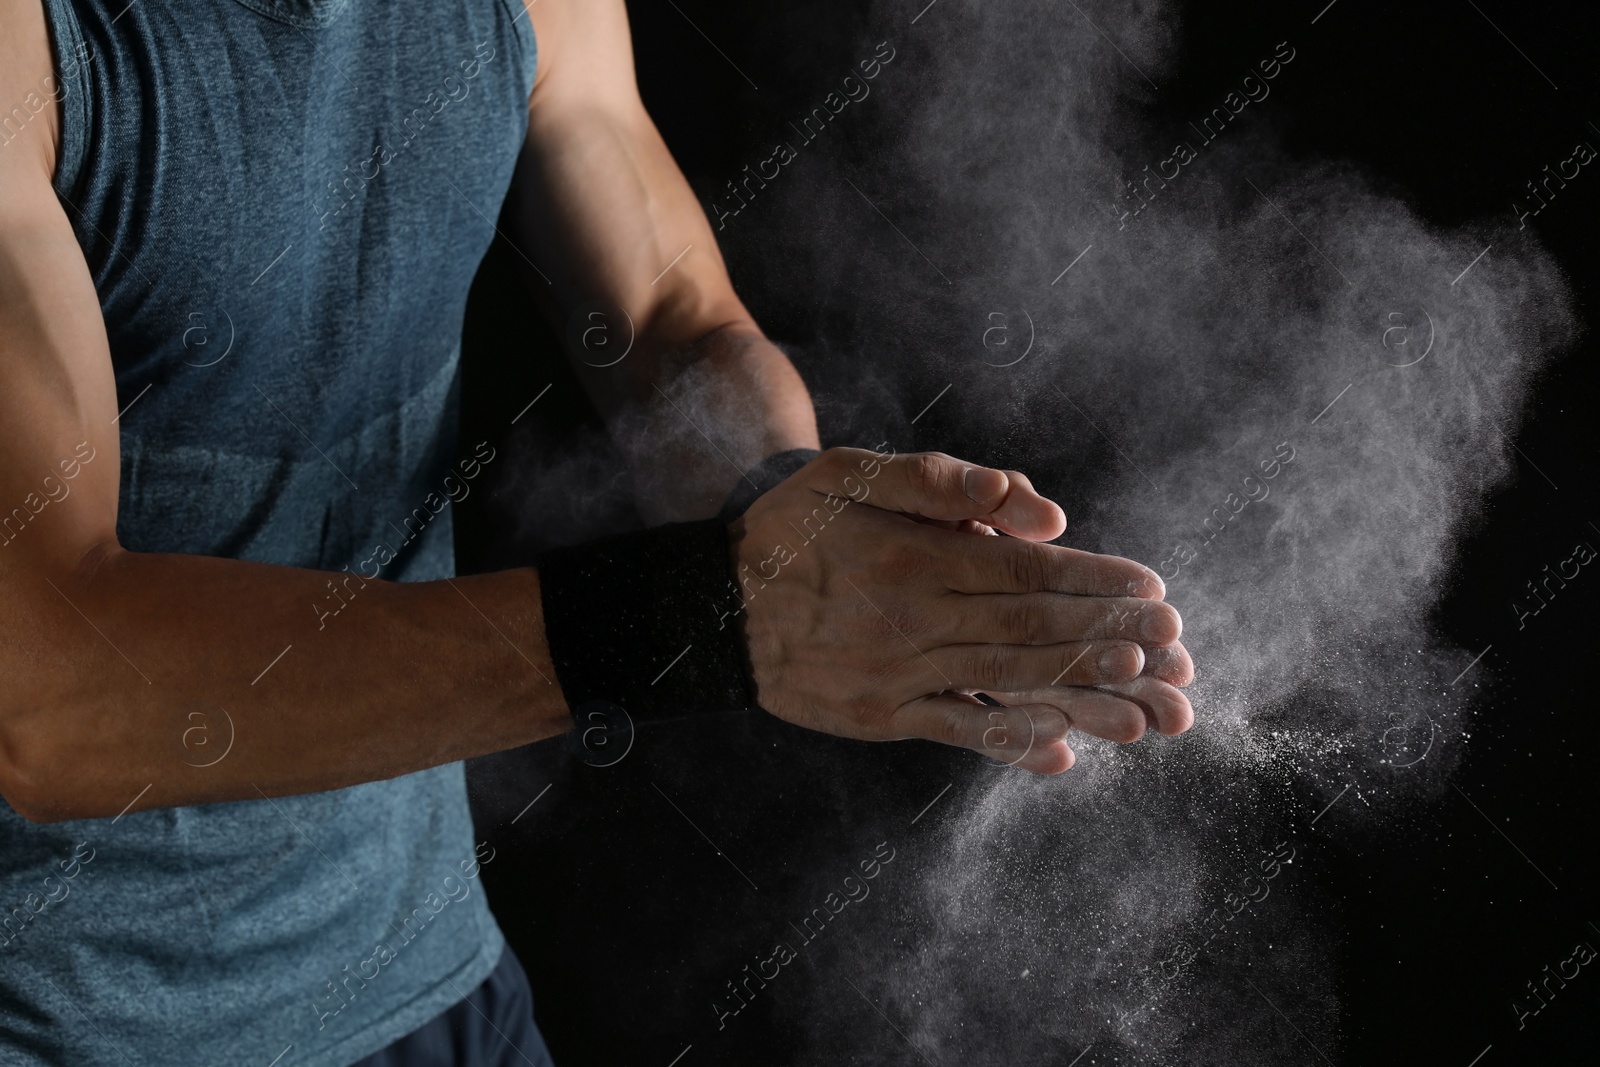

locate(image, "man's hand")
(732, 448), (1194, 774)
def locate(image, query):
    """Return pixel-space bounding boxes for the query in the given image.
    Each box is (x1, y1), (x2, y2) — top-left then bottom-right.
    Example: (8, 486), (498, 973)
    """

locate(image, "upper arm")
(0, 2), (123, 808)
(513, 0), (755, 373)
(0, 9), (123, 594)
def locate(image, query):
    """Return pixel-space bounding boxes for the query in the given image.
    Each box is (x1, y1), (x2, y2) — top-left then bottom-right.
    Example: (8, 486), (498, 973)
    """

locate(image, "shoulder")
(0, 0), (64, 188)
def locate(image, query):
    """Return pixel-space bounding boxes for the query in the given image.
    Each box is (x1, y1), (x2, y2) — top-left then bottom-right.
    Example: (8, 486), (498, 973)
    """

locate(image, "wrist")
(536, 519), (757, 725)
(718, 447), (821, 522)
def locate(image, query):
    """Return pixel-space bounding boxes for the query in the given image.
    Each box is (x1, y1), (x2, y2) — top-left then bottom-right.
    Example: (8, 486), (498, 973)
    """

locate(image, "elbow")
(2, 745), (123, 825)
(0, 678), (48, 822)
(0, 540), (127, 824)
(0, 687), (109, 824)
(0, 742), (71, 824)
(3, 799), (72, 826)
(0, 525), (125, 821)
(0, 732), (107, 824)
(0, 681), (87, 824)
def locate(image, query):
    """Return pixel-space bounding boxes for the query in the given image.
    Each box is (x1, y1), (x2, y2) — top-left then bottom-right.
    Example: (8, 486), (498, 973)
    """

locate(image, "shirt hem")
(293, 928), (506, 1067)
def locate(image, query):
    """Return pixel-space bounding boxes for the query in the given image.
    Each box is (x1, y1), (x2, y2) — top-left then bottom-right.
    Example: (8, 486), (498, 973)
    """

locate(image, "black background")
(454, 1), (1600, 1063)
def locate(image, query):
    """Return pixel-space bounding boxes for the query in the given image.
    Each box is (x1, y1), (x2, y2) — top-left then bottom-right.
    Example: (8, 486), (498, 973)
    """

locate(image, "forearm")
(505, 4), (819, 521)
(597, 322), (820, 523)
(2, 545), (568, 822)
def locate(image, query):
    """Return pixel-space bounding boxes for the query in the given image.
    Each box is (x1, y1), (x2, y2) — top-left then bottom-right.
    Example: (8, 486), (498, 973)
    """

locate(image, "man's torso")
(1, 1), (537, 1063)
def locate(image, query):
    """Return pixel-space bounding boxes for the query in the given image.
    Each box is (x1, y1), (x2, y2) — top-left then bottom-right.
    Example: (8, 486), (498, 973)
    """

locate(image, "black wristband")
(717, 448), (821, 522)
(538, 518), (755, 723)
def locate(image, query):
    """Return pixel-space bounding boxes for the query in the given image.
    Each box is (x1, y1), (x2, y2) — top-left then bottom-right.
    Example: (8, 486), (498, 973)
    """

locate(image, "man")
(0, 0), (1193, 1063)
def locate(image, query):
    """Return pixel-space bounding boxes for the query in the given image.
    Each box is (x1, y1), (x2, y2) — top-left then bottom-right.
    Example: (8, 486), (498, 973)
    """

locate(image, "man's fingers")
(814, 449), (1066, 541)
(1141, 642), (1195, 686)
(985, 469), (1065, 541)
(890, 694), (1076, 775)
(888, 680), (1190, 772)
(983, 677), (1196, 743)
(978, 686), (1151, 744)
(743, 446), (1197, 761)
(915, 528), (1166, 600)
(1093, 676), (1195, 736)
(980, 731), (1077, 775)
(926, 592), (1181, 648)
(924, 639), (1149, 692)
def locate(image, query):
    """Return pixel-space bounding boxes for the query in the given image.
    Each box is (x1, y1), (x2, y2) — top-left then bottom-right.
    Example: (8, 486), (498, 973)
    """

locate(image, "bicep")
(0, 171), (122, 577)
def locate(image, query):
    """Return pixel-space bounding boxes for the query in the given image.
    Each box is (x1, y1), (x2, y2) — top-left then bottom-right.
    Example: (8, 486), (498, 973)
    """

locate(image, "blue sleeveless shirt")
(0, 2), (537, 1064)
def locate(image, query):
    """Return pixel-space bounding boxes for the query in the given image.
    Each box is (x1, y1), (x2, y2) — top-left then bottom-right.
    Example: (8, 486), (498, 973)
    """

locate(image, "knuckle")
(1107, 601), (1141, 637)
(967, 644), (1016, 689)
(1001, 599), (1052, 644)
(817, 447), (860, 481)
(1005, 545), (1050, 591)
(938, 704), (975, 748)
(905, 453), (947, 498)
(1130, 562), (1165, 599)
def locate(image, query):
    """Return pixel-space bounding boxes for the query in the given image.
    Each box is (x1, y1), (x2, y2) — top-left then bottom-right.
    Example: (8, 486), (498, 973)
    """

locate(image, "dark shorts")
(351, 945), (556, 1067)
